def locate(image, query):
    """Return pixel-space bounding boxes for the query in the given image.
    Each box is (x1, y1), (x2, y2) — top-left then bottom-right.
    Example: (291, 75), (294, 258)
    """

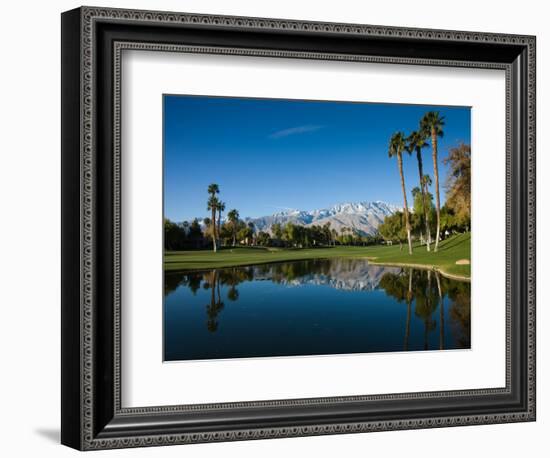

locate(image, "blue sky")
(164, 95), (470, 221)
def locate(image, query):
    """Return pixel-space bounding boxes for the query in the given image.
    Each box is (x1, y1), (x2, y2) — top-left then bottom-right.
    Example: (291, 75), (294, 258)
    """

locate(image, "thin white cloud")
(268, 124), (323, 139)
(265, 205), (296, 211)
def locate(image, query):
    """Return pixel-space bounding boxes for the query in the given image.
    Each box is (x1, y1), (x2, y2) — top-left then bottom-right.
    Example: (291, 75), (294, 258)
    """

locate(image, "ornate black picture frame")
(61, 6), (536, 450)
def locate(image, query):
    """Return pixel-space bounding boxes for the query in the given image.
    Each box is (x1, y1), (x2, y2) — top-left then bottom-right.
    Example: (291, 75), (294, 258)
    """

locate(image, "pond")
(164, 258), (471, 361)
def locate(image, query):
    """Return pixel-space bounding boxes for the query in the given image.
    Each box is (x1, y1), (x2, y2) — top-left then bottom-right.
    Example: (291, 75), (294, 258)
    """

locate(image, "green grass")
(165, 233), (471, 279)
(365, 233), (471, 279)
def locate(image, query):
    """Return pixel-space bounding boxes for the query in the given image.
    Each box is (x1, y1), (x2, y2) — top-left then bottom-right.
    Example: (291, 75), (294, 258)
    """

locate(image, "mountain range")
(245, 201), (400, 236)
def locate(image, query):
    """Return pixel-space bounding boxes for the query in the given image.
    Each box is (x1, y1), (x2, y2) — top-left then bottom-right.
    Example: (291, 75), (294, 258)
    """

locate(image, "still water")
(164, 258), (470, 361)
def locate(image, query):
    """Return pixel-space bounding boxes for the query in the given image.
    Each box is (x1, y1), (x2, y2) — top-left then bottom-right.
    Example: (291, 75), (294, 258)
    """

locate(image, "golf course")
(165, 233), (470, 280)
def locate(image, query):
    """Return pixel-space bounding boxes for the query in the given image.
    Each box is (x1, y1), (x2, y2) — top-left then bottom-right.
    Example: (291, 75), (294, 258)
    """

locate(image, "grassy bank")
(366, 233), (470, 279)
(165, 233), (470, 279)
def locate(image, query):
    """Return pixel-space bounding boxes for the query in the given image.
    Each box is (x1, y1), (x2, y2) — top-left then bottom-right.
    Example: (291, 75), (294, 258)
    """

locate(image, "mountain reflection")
(165, 259), (470, 350)
(165, 258), (401, 296)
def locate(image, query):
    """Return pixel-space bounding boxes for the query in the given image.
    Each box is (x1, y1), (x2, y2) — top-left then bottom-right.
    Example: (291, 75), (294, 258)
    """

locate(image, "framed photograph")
(61, 6), (536, 450)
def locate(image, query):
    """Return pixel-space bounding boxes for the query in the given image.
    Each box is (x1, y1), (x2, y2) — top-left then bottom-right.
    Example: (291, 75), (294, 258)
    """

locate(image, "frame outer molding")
(61, 5), (536, 450)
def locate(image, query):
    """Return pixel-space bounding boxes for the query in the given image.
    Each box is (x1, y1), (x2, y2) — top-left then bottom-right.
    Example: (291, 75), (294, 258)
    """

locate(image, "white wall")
(0, 0), (545, 456)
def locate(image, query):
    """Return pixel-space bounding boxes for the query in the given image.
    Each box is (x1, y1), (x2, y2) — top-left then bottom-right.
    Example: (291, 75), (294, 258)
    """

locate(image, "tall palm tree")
(388, 132), (412, 255)
(227, 209), (239, 246)
(407, 130), (431, 251)
(207, 196), (219, 252)
(217, 201), (225, 247)
(421, 112), (445, 252)
(207, 183), (220, 252)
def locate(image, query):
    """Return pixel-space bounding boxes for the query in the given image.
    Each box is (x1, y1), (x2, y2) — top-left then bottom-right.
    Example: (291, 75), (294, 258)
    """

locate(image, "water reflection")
(378, 269), (470, 351)
(164, 258), (470, 361)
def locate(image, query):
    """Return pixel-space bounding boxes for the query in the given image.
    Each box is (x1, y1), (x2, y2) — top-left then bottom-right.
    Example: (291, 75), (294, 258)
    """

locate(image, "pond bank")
(366, 259), (470, 282)
(164, 234), (471, 279)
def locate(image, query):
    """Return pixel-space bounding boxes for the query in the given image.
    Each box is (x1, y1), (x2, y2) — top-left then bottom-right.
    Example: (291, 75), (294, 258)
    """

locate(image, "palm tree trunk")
(397, 153), (413, 255)
(217, 209), (222, 247)
(211, 209), (217, 253)
(431, 129), (441, 252)
(416, 150), (431, 251)
(423, 180), (432, 249)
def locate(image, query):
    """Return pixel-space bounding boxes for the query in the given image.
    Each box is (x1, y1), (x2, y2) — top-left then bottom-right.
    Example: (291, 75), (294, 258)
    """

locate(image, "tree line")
(165, 186), (385, 251)
(385, 111), (470, 253)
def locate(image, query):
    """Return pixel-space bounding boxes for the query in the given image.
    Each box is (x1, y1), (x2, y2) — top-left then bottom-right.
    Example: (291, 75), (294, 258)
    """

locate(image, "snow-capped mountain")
(247, 201), (400, 236)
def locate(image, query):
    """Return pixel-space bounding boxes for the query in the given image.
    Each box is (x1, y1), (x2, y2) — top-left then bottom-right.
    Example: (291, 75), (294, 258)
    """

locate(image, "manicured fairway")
(165, 233), (470, 279)
(366, 233), (470, 279)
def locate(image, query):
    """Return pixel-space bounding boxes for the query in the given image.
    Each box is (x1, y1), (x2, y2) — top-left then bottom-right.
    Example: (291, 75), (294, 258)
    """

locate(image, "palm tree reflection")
(379, 268), (470, 350)
(203, 270), (224, 333)
(404, 269), (413, 351)
(169, 260), (470, 345)
(435, 272), (444, 350)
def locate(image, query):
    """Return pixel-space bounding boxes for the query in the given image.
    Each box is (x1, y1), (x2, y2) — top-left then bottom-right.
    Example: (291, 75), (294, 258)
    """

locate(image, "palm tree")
(389, 132), (412, 255)
(227, 209), (239, 246)
(217, 201), (225, 247)
(207, 183), (219, 196)
(422, 174), (432, 191)
(421, 112), (445, 252)
(407, 130), (431, 251)
(207, 184), (220, 252)
(206, 196), (219, 252)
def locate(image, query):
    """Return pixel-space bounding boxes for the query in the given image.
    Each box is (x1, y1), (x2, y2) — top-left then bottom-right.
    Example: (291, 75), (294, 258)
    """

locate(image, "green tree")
(227, 209), (240, 246)
(271, 222), (283, 242)
(411, 185), (435, 243)
(421, 112), (445, 252)
(407, 130), (431, 251)
(236, 225), (249, 245)
(256, 231), (271, 246)
(188, 218), (203, 248)
(283, 222), (299, 247)
(247, 221), (255, 245)
(164, 218), (186, 250)
(439, 205), (456, 235)
(331, 229), (338, 246)
(444, 143), (471, 230)
(219, 222), (233, 246)
(379, 212), (407, 249)
(388, 132), (413, 254)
